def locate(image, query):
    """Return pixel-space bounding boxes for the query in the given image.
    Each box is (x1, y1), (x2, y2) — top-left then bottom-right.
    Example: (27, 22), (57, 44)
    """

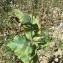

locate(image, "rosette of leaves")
(12, 9), (39, 39)
(7, 9), (53, 63)
(7, 35), (33, 63)
(11, 9), (52, 46)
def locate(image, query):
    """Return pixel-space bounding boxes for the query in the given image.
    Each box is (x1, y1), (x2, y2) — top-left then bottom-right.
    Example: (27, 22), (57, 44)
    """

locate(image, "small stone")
(52, 61), (54, 63)
(54, 58), (59, 62)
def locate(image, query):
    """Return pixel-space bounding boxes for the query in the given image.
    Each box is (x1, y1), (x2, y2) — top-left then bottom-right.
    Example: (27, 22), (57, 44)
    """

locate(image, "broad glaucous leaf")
(7, 35), (33, 63)
(13, 9), (32, 24)
(12, 9), (40, 26)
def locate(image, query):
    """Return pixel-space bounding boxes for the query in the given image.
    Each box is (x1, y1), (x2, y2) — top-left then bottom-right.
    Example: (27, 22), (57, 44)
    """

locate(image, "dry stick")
(50, 0), (54, 26)
(40, 0), (44, 36)
(30, 0), (34, 43)
(20, 0), (22, 10)
(4, 0), (9, 42)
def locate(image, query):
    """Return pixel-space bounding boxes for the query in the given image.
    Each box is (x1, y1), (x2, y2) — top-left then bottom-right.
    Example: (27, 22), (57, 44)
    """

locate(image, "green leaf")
(25, 31), (35, 40)
(12, 9), (40, 27)
(7, 35), (33, 63)
(13, 35), (27, 44)
(33, 36), (41, 41)
(7, 42), (17, 51)
(29, 15), (40, 28)
(13, 9), (31, 24)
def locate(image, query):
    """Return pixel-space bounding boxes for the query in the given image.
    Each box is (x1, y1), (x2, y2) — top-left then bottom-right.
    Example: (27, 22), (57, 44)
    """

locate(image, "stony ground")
(37, 22), (63, 63)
